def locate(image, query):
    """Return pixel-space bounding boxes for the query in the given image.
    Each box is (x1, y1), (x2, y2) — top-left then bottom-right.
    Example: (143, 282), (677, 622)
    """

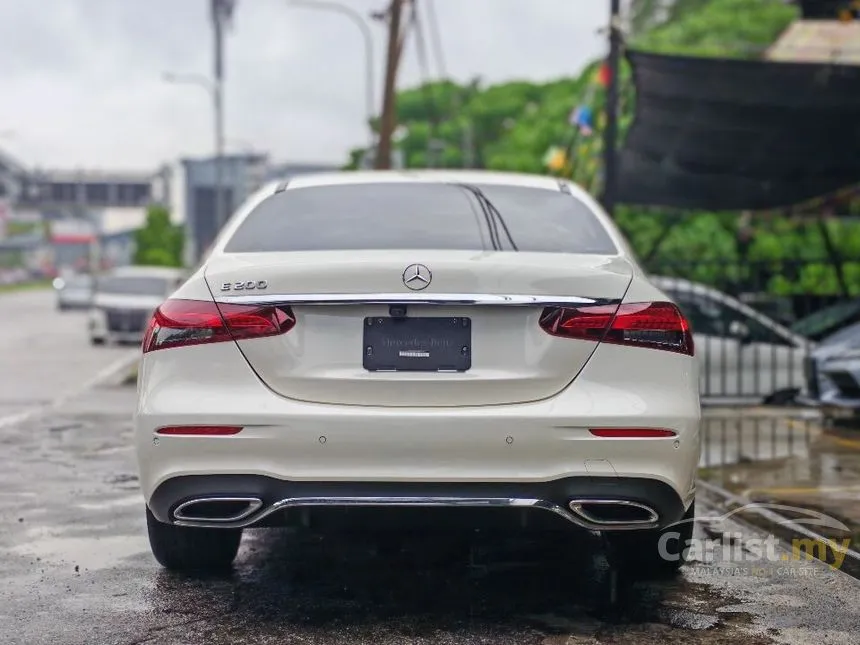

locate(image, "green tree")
(340, 0), (860, 296)
(133, 205), (184, 268)
(632, 0), (797, 57)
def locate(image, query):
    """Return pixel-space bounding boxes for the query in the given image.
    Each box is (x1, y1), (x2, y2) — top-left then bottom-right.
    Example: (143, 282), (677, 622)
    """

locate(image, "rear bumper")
(135, 341), (701, 518)
(148, 474), (687, 532)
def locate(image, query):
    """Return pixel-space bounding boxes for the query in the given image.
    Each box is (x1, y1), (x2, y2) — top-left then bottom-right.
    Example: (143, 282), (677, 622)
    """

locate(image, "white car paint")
(133, 170), (701, 571)
(651, 276), (812, 401)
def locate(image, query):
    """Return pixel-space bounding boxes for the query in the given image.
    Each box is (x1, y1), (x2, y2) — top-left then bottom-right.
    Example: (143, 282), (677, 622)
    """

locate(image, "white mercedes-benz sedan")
(135, 170), (701, 575)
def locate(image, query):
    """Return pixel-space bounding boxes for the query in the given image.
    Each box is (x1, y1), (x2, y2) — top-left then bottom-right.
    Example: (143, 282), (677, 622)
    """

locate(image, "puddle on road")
(7, 534), (148, 571)
(105, 473), (138, 486)
(131, 529), (764, 645)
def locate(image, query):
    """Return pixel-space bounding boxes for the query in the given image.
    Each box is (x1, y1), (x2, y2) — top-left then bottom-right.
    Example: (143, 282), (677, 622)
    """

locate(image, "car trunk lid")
(204, 250), (633, 406)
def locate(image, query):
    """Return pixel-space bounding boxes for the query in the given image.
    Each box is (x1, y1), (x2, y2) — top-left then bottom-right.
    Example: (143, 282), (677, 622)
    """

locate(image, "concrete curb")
(0, 351), (139, 430)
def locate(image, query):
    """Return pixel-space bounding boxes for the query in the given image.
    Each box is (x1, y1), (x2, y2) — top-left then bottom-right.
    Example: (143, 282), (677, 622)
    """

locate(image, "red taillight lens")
(142, 299), (295, 353)
(589, 428), (677, 438)
(156, 425), (243, 436)
(540, 301), (693, 356)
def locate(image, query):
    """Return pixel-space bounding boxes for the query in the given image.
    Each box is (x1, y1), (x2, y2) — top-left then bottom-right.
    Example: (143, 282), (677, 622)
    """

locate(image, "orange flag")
(595, 62), (611, 87)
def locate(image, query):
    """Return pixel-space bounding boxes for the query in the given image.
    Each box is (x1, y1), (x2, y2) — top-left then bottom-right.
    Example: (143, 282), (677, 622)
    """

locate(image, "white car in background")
(135, 171), (701, 576)
(53, 273), (94, 311)
(650, 277), (812, 403)
(89, 266), (185, 345)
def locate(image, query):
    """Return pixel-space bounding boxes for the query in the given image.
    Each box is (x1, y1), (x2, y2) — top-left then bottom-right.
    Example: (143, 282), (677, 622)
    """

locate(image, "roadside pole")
(211, 0), (235, 230)
(601, 0), (622, 217)
(375, 0), (406, 169)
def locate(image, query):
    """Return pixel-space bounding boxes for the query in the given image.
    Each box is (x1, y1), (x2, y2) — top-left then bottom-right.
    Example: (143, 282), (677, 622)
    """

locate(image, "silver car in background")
(651, 276), (812, 403)
(803, 320), (860, 421)
(88, 266), (185, 346)
(53, 273), (94, 311)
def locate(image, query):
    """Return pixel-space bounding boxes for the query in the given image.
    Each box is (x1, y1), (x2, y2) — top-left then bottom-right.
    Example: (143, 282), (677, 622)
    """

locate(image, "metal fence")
(645, 258), (859, 402)
(699, 410), (820, 469)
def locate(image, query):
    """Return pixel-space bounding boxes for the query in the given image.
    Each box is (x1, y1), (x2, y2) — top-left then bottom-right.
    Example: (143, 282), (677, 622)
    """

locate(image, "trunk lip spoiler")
(213, 292), (621, 307)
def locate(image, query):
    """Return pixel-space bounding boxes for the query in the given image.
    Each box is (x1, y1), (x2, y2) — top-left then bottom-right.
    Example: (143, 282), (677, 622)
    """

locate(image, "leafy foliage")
(632, 0), (797, 56)
(133, 205), (184, 268)
(345, 0), (860, 295)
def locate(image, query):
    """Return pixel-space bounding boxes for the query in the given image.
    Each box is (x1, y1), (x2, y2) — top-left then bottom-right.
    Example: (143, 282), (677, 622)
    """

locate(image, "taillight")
(540, 301), (693, 356)
(142, 299), (295, 353)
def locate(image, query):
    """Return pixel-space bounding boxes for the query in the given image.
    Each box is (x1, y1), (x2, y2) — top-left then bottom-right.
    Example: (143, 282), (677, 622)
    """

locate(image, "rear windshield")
(224, 183), (617, 254)
(98, 276), (170, 296)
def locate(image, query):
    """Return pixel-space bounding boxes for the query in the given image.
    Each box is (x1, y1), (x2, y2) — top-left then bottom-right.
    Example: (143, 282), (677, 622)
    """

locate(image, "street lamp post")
(162, 71), (228, 232)
(284, 0), (376, 153)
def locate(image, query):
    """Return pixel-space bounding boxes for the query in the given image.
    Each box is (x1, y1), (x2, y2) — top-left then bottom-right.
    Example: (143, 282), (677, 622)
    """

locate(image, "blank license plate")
(363, 317), (471, 372)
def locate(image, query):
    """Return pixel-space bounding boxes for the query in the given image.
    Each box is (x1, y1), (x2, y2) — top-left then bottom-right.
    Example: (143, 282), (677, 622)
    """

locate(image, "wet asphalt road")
(0, 289), (136, 422)
(2, 292), (860, 644)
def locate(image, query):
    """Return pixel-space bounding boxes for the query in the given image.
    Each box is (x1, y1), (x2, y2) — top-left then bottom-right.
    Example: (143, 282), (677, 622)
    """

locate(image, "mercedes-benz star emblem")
(402, 264), (432, 290)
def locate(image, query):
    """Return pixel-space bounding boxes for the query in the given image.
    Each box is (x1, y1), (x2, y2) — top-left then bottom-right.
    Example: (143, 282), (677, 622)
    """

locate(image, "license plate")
(363, 317), (471, 372)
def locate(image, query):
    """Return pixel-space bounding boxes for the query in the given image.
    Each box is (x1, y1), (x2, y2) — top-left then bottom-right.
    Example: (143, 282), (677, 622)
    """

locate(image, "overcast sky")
(0, 0), (607, 171)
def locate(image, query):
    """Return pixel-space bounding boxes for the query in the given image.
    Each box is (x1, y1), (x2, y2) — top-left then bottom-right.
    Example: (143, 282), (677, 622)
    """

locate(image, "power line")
(411, 1), (432, 82)
(423, 0), (447, 79)
(409, 0), (444, 167)
(421, 0), (476, 168)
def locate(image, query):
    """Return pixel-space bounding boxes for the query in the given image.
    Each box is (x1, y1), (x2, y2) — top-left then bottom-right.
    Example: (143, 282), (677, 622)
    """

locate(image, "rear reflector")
(540, 301), (693, 356)
(156, 425), (243, 436)
(142, 299), (295, 353)
(589, 428), (677, 438)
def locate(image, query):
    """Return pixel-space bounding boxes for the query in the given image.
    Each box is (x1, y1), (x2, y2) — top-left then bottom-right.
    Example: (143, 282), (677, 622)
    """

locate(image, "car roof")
(283, 169), (591, 200)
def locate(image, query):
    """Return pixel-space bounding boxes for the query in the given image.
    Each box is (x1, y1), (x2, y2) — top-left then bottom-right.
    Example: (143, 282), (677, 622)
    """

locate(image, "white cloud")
(0, 0), (607, 170)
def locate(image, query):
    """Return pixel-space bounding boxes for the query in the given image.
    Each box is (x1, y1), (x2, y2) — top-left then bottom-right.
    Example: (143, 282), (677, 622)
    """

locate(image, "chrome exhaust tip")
(567, 499), (659, 530)
(173, 497), (263, 524)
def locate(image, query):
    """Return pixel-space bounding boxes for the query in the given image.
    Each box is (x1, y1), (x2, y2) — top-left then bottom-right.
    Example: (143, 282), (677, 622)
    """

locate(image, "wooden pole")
(375, 0), (406, 169)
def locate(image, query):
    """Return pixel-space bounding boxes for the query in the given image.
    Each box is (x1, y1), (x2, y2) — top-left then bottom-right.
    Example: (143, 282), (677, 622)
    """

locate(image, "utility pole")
(602, 0), (622, 217)
(211, 0), (235, 230)
(375, 0), (406, 169)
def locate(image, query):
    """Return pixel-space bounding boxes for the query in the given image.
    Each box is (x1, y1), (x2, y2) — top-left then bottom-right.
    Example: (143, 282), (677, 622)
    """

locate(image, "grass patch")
(0, 280), (53, 294)
(122, 363), (139, 387)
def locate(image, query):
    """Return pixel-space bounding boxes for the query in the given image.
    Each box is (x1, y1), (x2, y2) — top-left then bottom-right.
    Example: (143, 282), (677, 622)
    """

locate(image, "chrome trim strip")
(171, 495), (654, 531)
(173, 497), (264, 523)
(567, 499), (660, 529)
(215, 292), (618, 307)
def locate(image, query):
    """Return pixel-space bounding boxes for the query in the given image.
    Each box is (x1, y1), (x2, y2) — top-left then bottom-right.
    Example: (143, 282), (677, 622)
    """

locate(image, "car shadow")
(146, 527), (687, 641)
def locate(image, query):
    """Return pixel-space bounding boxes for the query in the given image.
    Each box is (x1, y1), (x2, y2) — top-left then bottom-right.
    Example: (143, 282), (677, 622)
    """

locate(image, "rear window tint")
(224, 182), (617, 254)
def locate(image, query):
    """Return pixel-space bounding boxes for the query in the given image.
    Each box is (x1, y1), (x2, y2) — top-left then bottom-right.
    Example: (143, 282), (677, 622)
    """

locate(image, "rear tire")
(607, 501), (695, 578)
(145, 507), (242, 572)
(89, 336), (105, 346)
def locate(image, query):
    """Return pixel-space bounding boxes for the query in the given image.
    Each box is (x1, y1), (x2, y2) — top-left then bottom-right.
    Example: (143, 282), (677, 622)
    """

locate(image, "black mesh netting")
(616, 50), (860, 210)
